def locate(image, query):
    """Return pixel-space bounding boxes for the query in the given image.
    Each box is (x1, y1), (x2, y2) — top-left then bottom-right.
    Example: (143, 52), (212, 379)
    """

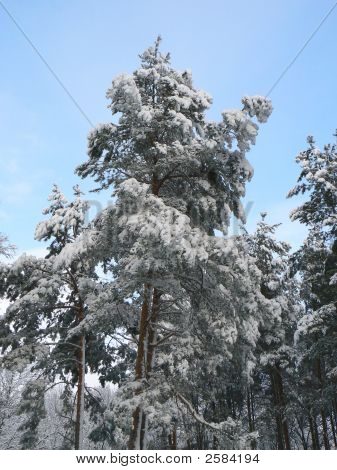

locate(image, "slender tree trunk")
(128, 284), (150, 450)
(313, 415), (321, 449)
(270, 369), (284, 449)
(128, 285), (162, 449)
(139, 412), (147, 450)
(250, 387), (256, 430)
(247, 386), (256, 450)
(247, 388), (254, 433)
(75, 333), (85, 450)
(140, 288), (161, 449)
(314, 357), (330, 449)
(168, 427), (177, 450)
(74, 295), (86, 451)
(309, 413), (318, 449)
(275, 416), (284, 449)
(332, 399), (337, 428)
(276, 367), (291, 450)
(282, 413), (291, 449)
(270, 366), (291, 450)
(330, 413), (337, 447)
(172, 427), (177, 450)
(321, 409), (330, 450)
(299, 422), (307, 450)
(146, 288), (161, 376)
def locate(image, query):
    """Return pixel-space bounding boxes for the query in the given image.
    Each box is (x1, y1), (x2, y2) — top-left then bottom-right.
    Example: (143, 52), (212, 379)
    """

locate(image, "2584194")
(205, 453), (260, 464)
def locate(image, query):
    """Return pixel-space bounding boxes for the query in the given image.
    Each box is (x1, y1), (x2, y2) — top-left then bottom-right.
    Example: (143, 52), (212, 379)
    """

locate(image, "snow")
(241, 95), (273, 123)
(107, 74), (142, 115)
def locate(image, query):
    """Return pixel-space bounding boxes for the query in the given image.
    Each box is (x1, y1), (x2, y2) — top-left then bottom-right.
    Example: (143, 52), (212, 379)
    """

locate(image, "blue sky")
(1, 0), (337, 254)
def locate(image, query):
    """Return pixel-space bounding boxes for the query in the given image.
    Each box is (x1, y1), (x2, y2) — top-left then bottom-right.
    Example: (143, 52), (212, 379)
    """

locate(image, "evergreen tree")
(0, 233), (15, 259)
(76, 37), (272, 449)
(289, 132), (337, 449)
(0, 185), (109, 449)
(246, 214), (300, 449)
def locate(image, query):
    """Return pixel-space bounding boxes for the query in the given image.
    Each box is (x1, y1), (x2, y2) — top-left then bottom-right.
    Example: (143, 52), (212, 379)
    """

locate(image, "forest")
(1, 38), (337, 451)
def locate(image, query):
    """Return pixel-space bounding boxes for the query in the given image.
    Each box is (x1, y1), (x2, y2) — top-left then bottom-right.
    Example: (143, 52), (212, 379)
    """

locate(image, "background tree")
(245, 214), (301, 449)
(0, 185), (111, 449)
(0, 233), (15, 259)
(289, 133), (337, 449)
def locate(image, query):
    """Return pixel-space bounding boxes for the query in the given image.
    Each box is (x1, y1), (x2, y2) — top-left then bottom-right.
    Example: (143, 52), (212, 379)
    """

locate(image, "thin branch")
(176, 392), (223, 432)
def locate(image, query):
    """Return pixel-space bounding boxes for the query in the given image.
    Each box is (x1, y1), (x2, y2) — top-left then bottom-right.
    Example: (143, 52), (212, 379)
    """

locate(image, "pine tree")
(0, 369), (27, 449)
(0, 233), (15, 303)
(0, 185), (108, 449)
(0, 233), (15, 259)
(76, 37), (272, 449)
(246, 214), (300, 449)
(289, 132), (337, 449)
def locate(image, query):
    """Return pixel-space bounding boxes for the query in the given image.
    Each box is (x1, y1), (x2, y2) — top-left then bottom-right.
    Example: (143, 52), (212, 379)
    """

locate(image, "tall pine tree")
(76, 37), (273, 449)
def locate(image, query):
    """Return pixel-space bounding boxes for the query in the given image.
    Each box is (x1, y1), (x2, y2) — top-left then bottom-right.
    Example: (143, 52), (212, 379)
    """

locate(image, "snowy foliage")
(4, 39), (336, 450)
(288, 132), (337, 450)
(288, 134), (337, 239)
(75, 38), (274, 449)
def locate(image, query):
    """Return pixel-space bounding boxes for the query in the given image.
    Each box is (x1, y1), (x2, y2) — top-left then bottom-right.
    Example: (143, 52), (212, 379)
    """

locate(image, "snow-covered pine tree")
(246, 214), (300, 449)
(289, 133), (337, 449)
(0, 233), (15, 259)
(148, 232), (278, 449)
(290, 232), (333, 448)
(76, 37), (273, 449)
(0, 233), (14, 312)
(0, 185), (107, 449)
(288, 134), (337, 240)
(0, 369), (28, 449)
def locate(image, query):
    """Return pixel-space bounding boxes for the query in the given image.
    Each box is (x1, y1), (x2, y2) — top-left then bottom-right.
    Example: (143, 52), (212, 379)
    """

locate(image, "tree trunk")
(75, 333), (85, 450)
(141, 288), (162, 449)
(270, 369), (284, 449)
(315, 358), (330, 449)
(250, 387), (256, 430)
(298, 421), (307, 450)
(270, 366), (291, 450)
(321, 409), (330, 450)
(332, 399), (337, 429)
(128, 285), (161, 449)
(146, 288), (161, 377)
(247, 386), (257, 449)
(168, 427), (177, 450)
(247, 388), (253, 433)
(309, 413), (318, 449)
(282, 417), (291, 450)
(128, 170), (163, 450)
(330, 413), (337, 447)
(128, 284), (150, 450)
(74, 296), (86, 451)
(313, 415), (321, 449)
(139, 412), (148, 450)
